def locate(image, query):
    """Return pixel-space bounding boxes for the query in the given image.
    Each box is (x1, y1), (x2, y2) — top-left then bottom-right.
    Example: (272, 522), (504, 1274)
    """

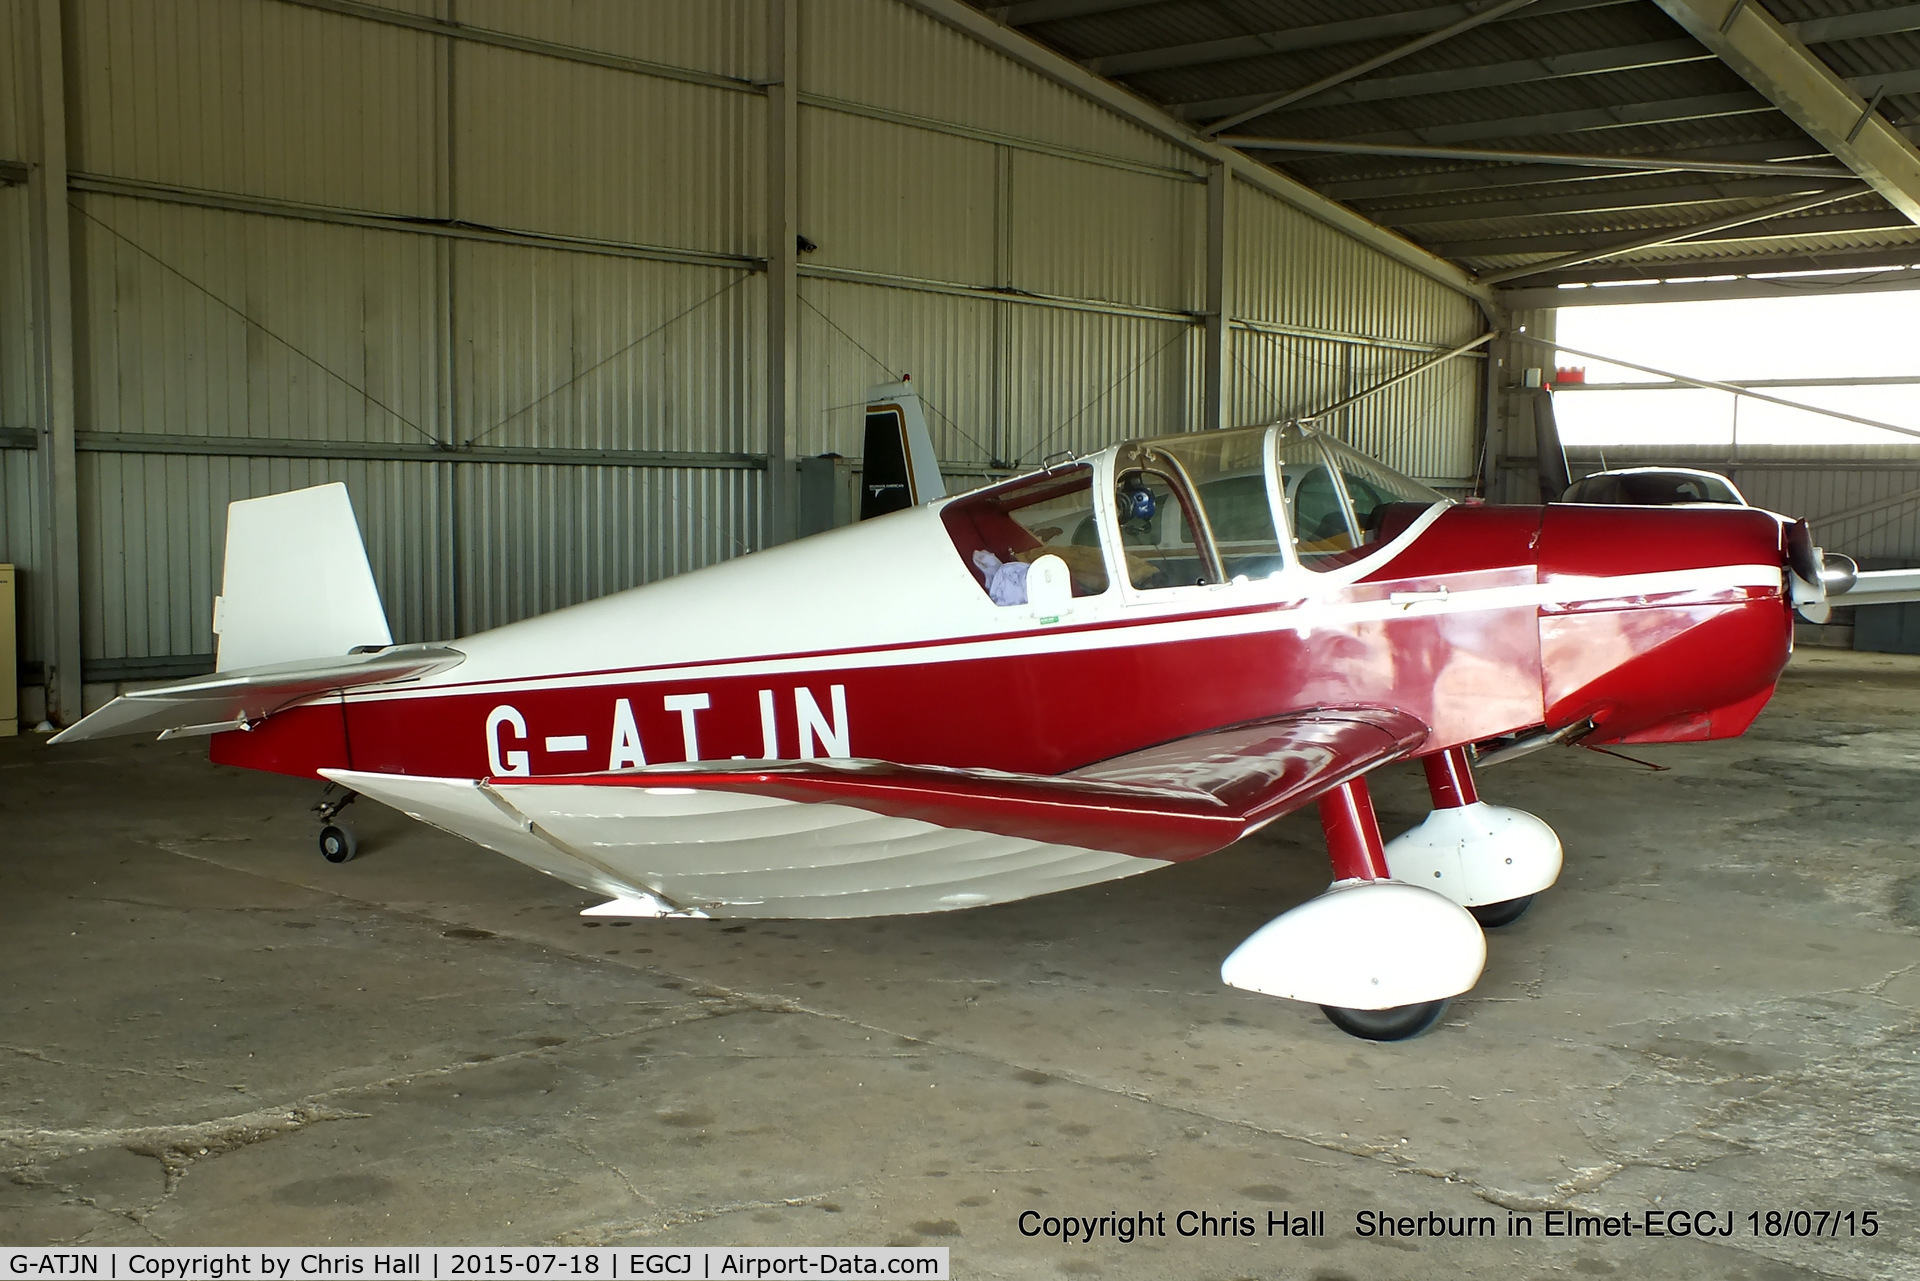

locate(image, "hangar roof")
(964, 0), (1920, 292)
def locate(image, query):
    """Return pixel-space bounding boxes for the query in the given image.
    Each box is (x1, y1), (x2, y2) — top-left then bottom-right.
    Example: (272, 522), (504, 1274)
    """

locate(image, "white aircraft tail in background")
(860, 378), (945, 520)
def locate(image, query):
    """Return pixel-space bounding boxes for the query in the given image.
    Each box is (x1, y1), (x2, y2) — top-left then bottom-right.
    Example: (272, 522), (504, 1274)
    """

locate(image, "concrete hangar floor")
(2, 650), (1916, 1279)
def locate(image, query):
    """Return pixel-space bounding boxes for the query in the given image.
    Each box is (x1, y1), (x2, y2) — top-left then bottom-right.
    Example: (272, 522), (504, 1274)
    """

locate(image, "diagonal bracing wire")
(466, 271), (753, 447)
(75, 204), (443, 445)
(1020, 323), (1193, 466)
(798, 292), (996, 464)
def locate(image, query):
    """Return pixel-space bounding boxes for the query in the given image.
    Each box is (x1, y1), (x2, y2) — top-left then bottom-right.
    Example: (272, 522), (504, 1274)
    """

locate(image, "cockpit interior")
(941, 423), (1447, 606)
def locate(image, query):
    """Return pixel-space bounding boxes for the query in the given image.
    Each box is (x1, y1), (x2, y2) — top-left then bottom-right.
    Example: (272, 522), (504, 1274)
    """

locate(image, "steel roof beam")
(1085, 0), (1630, 78)
(1222, 72), (1912, 149)
(1794, 4), (1920, 44)
(1432, 206), (1903, 258)
(1477, 184), (1869, 283)
(1088, 2), (1918, 85)
(1174, 39), (1708, 120)
(1499, 264), (1920, 305)
(1332, 90), (1769, 146)
(1222, 137), (1849, 178)
(1310, 140), (1835, 198)
(1199, 0), (1544, 137)
(1653, 0), (1920, 223)
(989, 0), (1162, 24)
(1501, 243), (1920, 288)
(1364, 174), (1848, 226)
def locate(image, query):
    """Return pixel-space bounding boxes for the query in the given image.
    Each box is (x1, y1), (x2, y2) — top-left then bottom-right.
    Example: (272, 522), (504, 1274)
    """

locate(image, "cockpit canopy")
(942, 423), (1446, 605)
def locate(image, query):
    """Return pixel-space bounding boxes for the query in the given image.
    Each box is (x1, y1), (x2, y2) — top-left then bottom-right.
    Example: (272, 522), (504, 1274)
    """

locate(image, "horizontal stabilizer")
(524, 708), (1426, 862)
(49, 645), (464, 744)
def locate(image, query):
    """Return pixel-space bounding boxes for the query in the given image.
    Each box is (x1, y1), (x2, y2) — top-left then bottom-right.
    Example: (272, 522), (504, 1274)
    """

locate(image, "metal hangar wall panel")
(0, 0), (1485, 708)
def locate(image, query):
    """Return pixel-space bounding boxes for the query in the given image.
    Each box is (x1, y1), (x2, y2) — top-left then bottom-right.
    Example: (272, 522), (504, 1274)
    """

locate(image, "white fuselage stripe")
(348, 563), (1781, 704)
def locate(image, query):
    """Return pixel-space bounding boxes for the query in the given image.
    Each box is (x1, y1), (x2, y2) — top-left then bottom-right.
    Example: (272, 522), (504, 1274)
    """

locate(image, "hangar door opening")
(1531, 288), (1920, 652)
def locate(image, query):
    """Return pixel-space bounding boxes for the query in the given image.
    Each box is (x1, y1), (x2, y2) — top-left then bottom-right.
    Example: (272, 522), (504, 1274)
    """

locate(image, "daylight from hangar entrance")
(1550, 291), (1920, 448)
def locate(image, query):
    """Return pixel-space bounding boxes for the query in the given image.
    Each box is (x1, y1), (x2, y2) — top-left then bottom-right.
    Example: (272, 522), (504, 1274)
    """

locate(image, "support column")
(1422, 746), (1480, 809)
(1201, 163), (1229, 433)
(436, 2), (463, 636)
(990, 144), (1011, 467)
(29, 0), (82, 725)
(1318, 778), (1390, 882)
(1478, 326), (1508, 497)
(1488, 306), (1555, 504)
(764, 0), (800, 545)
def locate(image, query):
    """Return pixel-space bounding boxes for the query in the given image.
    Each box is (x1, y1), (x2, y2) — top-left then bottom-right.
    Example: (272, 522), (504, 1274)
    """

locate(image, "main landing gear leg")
(1219, 777), (1485, 1042)
(313, 782), (360, 864)
(1381, 746), (1562, 927)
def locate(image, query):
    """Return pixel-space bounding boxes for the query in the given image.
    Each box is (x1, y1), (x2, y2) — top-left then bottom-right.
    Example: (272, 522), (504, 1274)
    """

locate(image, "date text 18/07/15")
(1556, 1210), (1879, 1238)
(1394, 1210), (1883, 1239)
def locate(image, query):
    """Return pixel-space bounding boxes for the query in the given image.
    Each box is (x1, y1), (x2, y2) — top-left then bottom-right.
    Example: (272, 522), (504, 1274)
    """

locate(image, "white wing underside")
(324, 768), (1163, 920)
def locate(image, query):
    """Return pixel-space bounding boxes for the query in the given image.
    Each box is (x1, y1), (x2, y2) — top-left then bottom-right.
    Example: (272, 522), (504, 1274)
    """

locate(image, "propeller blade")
(1783, 519), (1830, 622)
(1784, 519), (1820, 584)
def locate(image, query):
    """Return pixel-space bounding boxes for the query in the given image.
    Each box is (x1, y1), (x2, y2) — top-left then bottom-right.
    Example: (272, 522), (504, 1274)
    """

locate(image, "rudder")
(213, 483), (392, 671)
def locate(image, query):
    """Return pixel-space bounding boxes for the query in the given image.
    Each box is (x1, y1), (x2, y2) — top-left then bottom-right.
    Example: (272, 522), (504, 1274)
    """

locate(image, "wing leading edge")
(518, 707), (1428, 862)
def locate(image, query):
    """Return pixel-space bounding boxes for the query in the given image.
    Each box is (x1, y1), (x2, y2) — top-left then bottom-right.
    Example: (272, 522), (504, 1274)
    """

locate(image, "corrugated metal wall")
(1230, 179), (1484, 486)
(0, 0), (1486, 690)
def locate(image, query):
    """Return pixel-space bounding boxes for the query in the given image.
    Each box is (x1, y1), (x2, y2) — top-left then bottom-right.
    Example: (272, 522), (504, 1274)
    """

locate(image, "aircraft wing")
(514, 707), (1428, 862)
(1833, 568), (1920, 609)
(49, 645), (465, 744)
(324, 708), (1425, 918)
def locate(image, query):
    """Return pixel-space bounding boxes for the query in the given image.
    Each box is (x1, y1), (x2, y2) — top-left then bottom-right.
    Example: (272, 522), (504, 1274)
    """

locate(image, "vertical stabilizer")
(213, 483), (393, 671)
(860, 379), (946, 520)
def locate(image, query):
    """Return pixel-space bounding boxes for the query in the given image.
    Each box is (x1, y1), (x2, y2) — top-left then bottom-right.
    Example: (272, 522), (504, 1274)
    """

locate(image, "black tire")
(319, 824), (358, 864)
(1320, 999), (1449, 1042)
(1468, 894), (1534, 928)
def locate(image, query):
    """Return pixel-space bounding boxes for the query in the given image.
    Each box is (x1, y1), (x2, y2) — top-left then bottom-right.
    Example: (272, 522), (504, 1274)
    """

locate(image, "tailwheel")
(319, 824), (358, 864)
(1320, 1000), (1449, 1042)
(313, 783), (361, 864)
(1469, 894), (1534, 928)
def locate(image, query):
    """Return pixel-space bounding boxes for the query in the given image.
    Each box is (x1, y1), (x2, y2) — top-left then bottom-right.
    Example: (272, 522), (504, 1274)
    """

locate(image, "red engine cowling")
(1535, 505), (1793, 744)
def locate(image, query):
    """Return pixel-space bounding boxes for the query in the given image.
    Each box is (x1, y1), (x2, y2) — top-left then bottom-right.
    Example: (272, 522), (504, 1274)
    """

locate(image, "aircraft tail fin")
(860, 379), (946, 520)
(213, 483), (392, 672)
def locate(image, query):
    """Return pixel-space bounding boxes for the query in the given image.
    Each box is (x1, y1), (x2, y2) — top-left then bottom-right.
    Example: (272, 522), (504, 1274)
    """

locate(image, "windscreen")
(1276, 426), (1446, 571)
(1147, 427), (1287, 582)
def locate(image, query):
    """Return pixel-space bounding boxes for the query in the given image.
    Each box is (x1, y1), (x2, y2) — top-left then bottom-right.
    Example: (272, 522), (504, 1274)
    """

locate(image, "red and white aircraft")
(57, 386), (1820, 1039)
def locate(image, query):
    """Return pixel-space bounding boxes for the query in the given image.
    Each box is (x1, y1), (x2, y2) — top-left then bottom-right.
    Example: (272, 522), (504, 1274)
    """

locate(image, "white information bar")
(2, 1250), (948, 1281)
